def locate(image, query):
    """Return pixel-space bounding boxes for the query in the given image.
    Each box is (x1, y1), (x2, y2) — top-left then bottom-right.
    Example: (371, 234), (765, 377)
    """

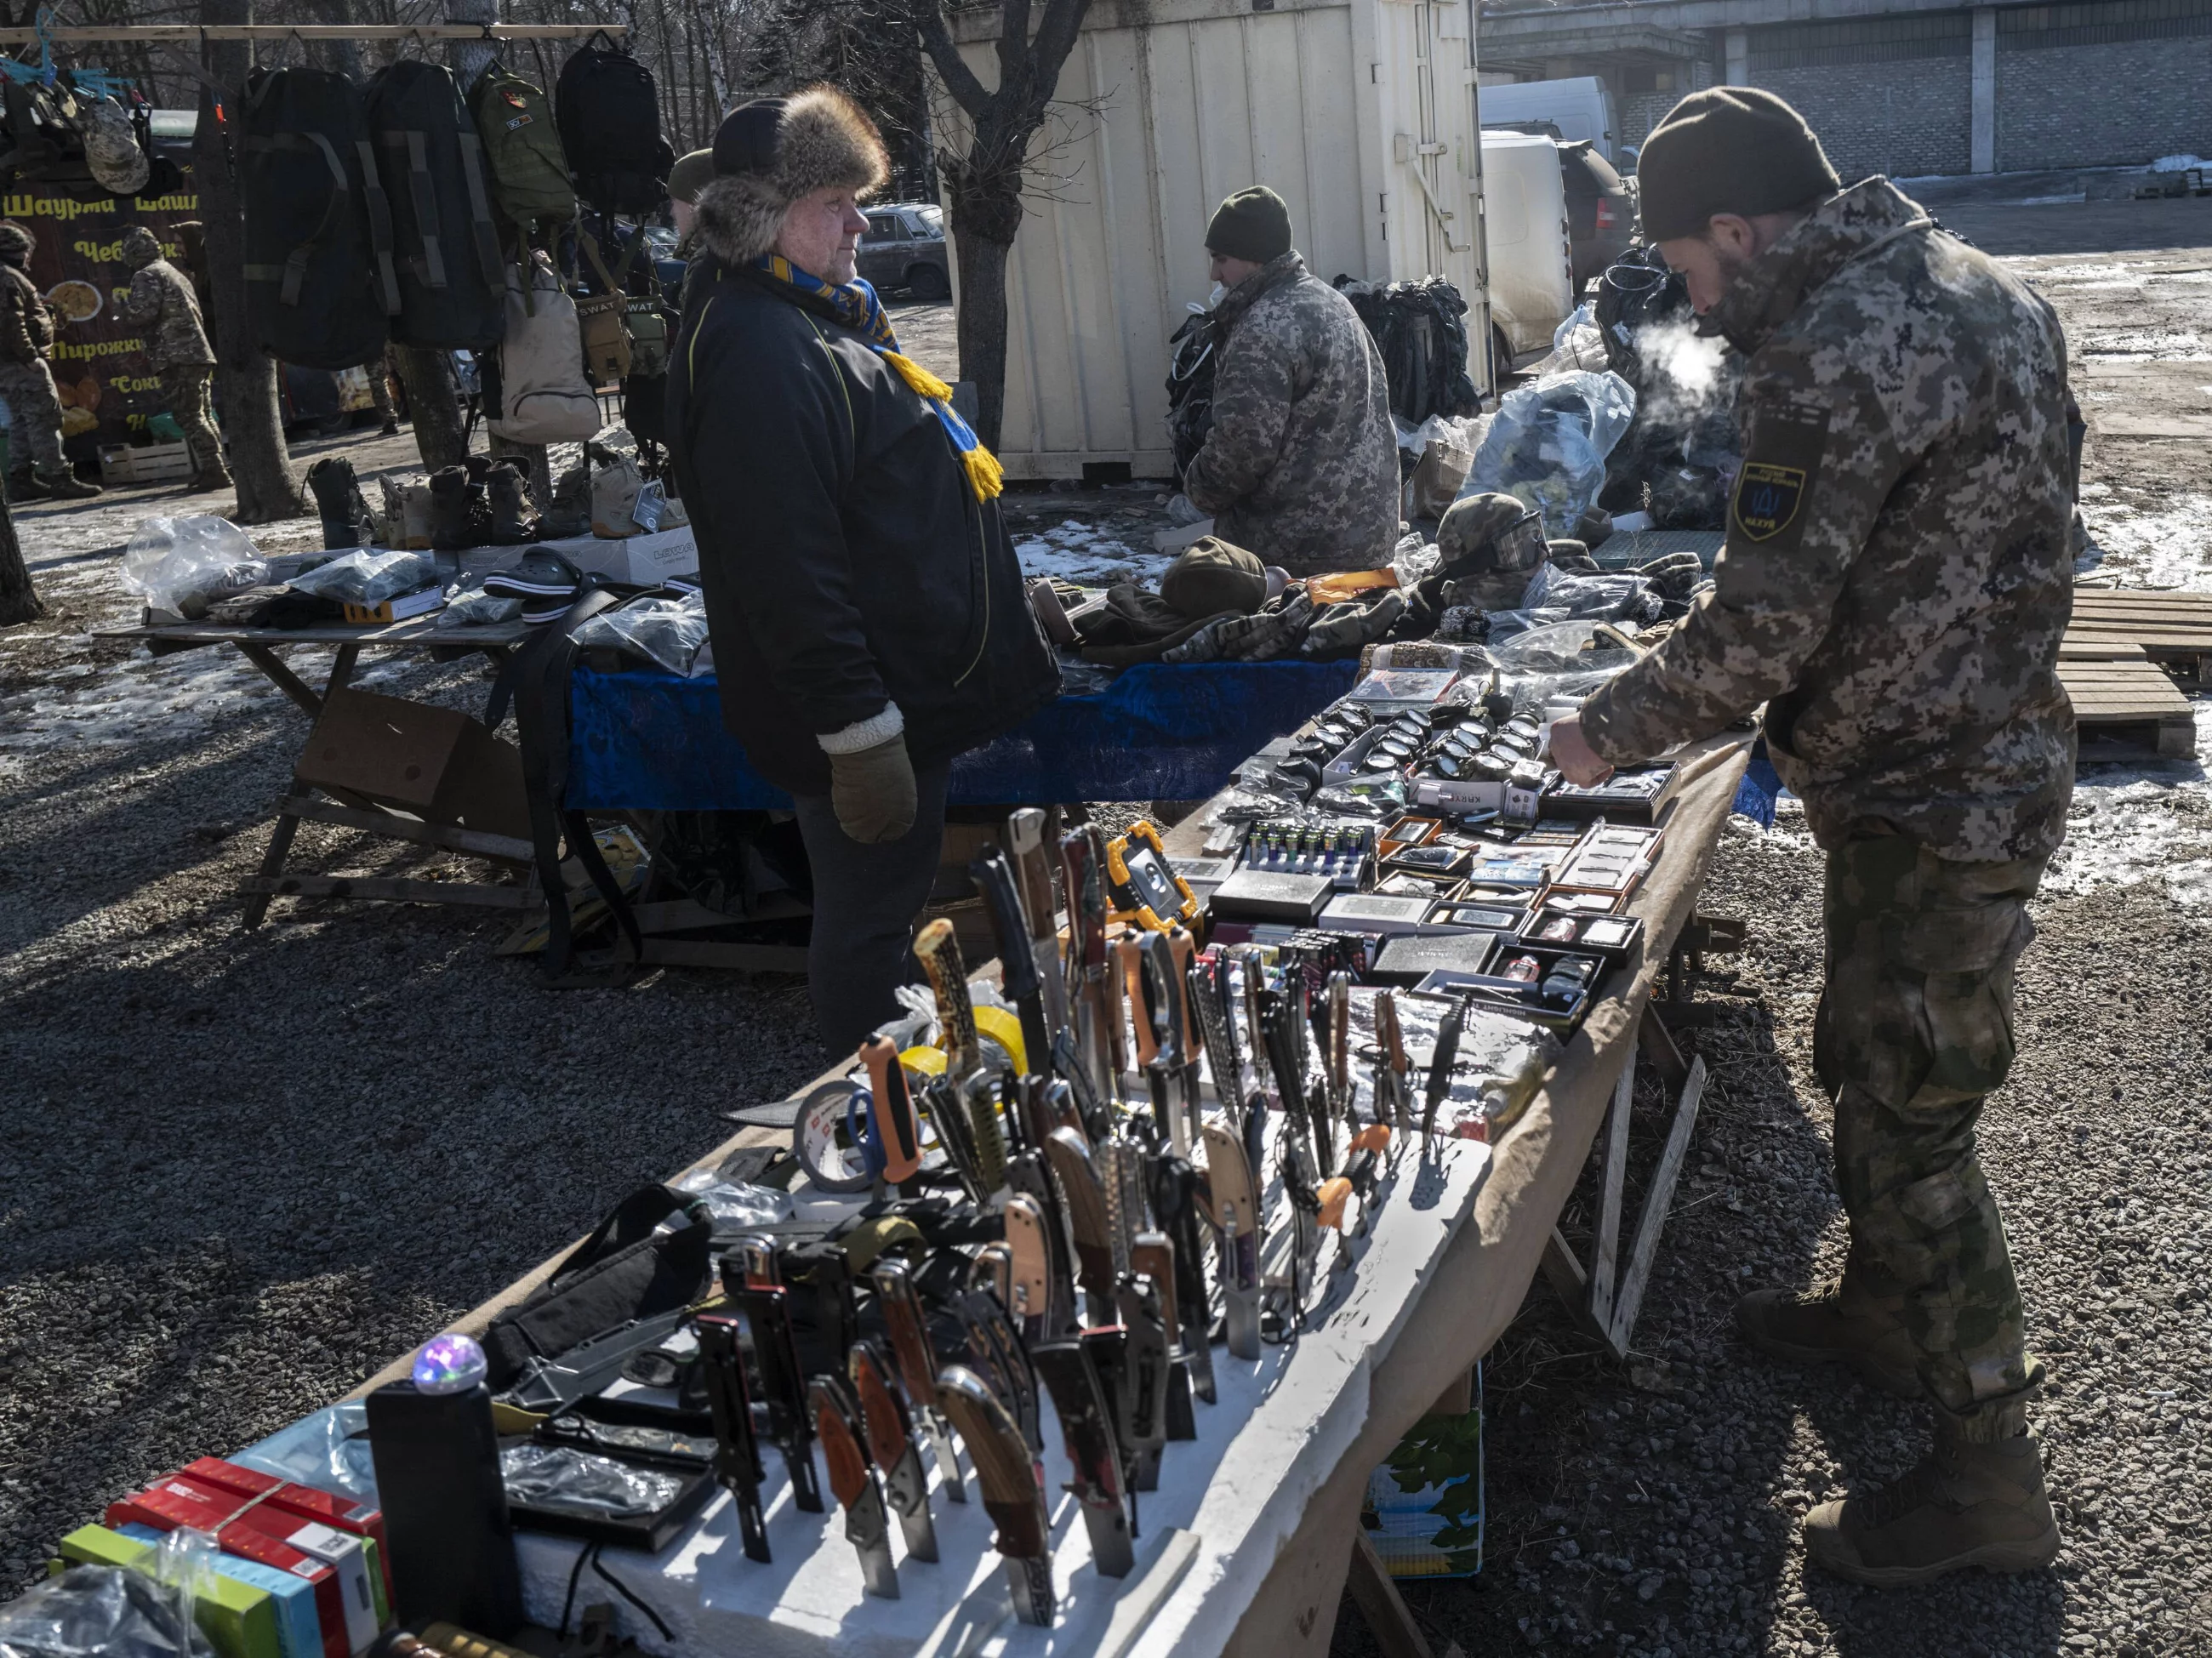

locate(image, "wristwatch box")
(1318, 892), (1453, 937)
(1209, 868), (1334, 926)
(1369, 929), (1503, 985)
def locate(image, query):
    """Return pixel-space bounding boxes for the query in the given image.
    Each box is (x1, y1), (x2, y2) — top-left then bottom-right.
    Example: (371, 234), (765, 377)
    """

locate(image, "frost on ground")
(1011, 516), (1168, 587)
(2049, 704), (2212, 903)
(2075, 487), (2212, 590)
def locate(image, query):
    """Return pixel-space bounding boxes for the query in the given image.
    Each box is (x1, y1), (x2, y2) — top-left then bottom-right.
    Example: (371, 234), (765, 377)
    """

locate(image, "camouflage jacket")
(1579, 179), (2077, 863)
(1182, 254), (1401, 576)
(122, 258), (214, 370)
(0, 263), (51, 363)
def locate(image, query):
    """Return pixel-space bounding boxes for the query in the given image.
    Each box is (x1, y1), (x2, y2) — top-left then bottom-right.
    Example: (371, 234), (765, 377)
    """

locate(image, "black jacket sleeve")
(682, 290), (891, 738)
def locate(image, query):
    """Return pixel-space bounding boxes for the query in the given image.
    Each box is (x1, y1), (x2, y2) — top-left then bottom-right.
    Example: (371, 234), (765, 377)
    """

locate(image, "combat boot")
(32, 463), (101, 500)
(1804, 1405), (2060, 1586)
(306, 456), (371, 548)
(187, 463), (233, 495)
(428, 464), (474, 553)
(1736, 1274), (1922, 1399)
(485, 460), (537, 544)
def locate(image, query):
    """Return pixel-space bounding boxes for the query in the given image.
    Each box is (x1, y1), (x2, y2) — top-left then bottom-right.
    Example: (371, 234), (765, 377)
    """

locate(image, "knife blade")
(1115, 1269), (1172, 1488)
(973, 844), (1052, 1082)
(1027, 1336), (1136, 1577)
(1262, 984), (1329, 1182)
(850, 1341), (940, 1563)
(1137, 932), (1189, 1154)
(1422, 992), (1468, 1157)
(1130, 1231), (1196, 1439)
(1326, 969), (1354, 1137)
(858, 1035), (924, 1189)
(1199, 1122), (1263, 1360)
(955, 1288), (1044, 1474)
(1188, 949), (1243, 1132)
(913, 916), (979, 1079)
(868, 1257), (966, 1503)
(1120, 934), (1159, 1075)
(716, 1275), (824, 1512)
(692, 1313), (770, 1563)
(811, 1375), (898, 1598)
(936, 1365), (1056, 1626)
(1060, 826), (1119, 1101)
(1044, 1125), (1117, 1325)
(1375, 989), (1414, 1137)
(1166, 928), (1206, 1149)
(1006, 808), (1072, 1048)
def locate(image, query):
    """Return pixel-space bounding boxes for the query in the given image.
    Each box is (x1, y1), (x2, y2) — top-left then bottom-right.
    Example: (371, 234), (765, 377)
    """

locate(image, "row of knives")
(689, 812), (1477, 1626)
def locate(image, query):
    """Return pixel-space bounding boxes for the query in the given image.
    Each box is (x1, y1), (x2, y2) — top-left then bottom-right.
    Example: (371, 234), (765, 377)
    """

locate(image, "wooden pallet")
(2067, 589), (2212, 682)
(2057, 655), (2198, 757)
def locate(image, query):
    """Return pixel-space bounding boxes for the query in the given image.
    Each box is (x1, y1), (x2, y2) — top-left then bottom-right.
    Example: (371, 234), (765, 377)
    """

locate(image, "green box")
(53, 1525), (283, 1658)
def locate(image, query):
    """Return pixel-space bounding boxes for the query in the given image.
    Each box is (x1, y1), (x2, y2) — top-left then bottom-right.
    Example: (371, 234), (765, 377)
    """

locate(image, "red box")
(181, 1460), (391, 1610)
(106, 1480), (349, 1658)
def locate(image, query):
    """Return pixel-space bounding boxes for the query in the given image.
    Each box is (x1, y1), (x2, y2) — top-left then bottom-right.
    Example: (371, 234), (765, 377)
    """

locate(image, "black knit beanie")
(1636, 88), (1841, 242)
(1206, 186), (1293, 263)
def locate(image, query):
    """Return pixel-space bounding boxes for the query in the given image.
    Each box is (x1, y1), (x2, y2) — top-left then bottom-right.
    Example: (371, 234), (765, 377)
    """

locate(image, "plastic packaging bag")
(0, 1564), (213, 1658)
(231, 1401), (379, 1501)
(435, 588), (526, 629)
(1518, 563), (1664, 623)
(1489, 619), (1640, 676)
(1462, 371), (1637, 536)
(121, 516), (267, 618)
(1525, 302), (1606, 378)
(287, 550), (435, 605)
(672, 1166), (795, 1228)
(499, 1444), (685, 1518)
(571, 594), (711, 676)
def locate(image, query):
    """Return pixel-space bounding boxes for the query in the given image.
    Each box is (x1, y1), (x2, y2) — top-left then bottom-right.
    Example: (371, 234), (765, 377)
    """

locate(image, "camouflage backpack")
(466, 60), (576, 245)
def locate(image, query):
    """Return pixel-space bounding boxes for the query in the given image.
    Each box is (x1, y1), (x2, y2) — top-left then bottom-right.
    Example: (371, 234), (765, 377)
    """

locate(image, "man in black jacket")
(670, 88), (1059, 1055)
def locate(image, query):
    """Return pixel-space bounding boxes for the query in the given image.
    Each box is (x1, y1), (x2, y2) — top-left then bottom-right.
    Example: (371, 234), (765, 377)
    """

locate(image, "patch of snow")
(1013, 519), (1172, 589)
(2080, 328), (2211, 360)
(2075, 493), (2212, 591)
(2151, 154), (2209, 172)
(2047, 704), (2212, 904)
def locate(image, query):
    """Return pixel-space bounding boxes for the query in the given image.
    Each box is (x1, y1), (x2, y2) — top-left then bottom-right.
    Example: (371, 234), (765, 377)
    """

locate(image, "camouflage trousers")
(160, 366), (222, 477)
(0, 356), (63, 470)
(1815, 833), (2044, 1418)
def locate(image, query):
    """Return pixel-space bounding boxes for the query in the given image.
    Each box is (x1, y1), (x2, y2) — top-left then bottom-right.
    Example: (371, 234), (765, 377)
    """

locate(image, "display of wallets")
(1520, 907), (1645, 959)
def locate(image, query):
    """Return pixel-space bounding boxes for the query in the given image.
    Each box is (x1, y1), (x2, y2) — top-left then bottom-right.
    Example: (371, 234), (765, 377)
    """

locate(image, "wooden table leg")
(1347, 1527), (1466, 1658)
(242, 795), (305, 929)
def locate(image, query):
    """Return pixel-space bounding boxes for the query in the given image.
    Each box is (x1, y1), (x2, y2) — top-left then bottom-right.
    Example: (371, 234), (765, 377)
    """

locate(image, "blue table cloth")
(567, 659), (1360, 810)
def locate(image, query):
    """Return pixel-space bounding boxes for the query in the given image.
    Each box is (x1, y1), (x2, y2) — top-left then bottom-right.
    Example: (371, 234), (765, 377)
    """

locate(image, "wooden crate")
(2057, 655), (2198, 758)
(97, 440), (193, 484)
(2067, 589), (2212, 683)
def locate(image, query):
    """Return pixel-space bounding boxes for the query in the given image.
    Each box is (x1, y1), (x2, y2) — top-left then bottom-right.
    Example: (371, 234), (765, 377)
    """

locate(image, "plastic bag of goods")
(570, 593), (711, 676)
(286, 549), (436, 605)
(121, 516), (267, 618)
(1461, 371), (1637, 536)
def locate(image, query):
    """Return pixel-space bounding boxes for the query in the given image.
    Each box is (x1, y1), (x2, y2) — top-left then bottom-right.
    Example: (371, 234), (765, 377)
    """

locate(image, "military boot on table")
(428, 464), (474, 553)
(1804, 1400), (2060, 1586)
(1736, 1274), (1922, 1399)
(485, 460), (538, 545)
(306, 456), (374, 548)
(32, 463), (101, 501)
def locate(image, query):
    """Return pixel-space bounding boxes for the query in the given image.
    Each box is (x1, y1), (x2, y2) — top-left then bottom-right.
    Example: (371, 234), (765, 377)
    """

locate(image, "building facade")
(1479, 0), (2212, 178)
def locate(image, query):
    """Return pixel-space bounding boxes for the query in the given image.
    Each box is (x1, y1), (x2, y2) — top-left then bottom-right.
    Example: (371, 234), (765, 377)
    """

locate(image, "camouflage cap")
(1637, 88), (1840, 242)
(1160, 534), (1268, 618)
(0, 220), (31, 262)
(1438, 491), (1545, 573)
(83, 95), (150, 197)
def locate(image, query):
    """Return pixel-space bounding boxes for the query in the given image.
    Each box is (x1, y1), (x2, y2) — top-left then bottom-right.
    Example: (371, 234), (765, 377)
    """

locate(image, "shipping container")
(937, 0), (1492, 480)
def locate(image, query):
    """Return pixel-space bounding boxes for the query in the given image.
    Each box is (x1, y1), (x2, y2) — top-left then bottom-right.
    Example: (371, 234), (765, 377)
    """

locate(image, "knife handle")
(1119, 936), (1157, 1067)
(870, 1259), (939, 1400)
(1059, 828), (1107, 971)
(914, 917), (979, 1076)
(1130, 1231), (1177, 1334)
(1008, 809), (1058, 944)
(849, 1342), (912, 1473)
(973, 846), (1041, 1006)
(812, 1376), (873, 1507)
(1316, 1176), (1354, 1230)
(859, 1037), (923, 1185)
(1167, 928), (1198, 1056)
(1142, 930), (1182, 1062)
(1001, 1195), (1052, 1327)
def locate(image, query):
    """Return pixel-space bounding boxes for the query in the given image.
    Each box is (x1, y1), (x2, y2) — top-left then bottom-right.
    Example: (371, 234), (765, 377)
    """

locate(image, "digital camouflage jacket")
(1579, 179), (2077, 863)
(122, 258), (214, 371)
(1182, 253), (1401, 577)
(0, 262), (52, 363)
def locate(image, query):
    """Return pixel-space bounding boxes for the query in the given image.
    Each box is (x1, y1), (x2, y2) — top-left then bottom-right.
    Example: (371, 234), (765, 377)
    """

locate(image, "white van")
(1479, 77), (1619, 165)
(1477, 131), (1576, 371)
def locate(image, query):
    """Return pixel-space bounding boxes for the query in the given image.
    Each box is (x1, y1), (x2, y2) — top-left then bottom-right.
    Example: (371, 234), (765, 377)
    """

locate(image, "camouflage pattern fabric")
(160, 366), (223, 476)
(0, 261), (53, 363)
(1579, 179), (2077, 863)
(122, 254), (216, 371)
(1181, 253), (1401, 577)
(1819, 833), (2041, 1418)
(0, 356), (62, 470)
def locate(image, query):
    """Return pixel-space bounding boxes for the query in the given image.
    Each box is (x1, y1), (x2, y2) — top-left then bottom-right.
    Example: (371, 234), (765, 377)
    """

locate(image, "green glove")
(829, 731), (917, 844)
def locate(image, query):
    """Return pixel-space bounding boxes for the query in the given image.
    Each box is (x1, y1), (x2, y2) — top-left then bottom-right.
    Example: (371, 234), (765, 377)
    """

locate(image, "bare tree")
(195, 0), (306, 522)
(912, 0), (1093, 448)
(0, 504), (41, 628)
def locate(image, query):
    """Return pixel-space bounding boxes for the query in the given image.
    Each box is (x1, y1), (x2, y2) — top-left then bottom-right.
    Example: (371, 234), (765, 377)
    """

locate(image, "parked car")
(1559, 140), (1634, 288)
(857, 202), (950, 299)
(1479, 130), (1576, 376)
(1479, 76), (1620, 164)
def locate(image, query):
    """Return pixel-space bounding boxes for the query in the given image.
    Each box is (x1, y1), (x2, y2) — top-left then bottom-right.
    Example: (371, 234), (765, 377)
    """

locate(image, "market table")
(348, 726), (1753, 1658)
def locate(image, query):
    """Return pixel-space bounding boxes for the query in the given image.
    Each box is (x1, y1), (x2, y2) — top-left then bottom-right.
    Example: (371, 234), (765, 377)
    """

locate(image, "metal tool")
(1131, 1231), (1197, 1439)
(913, 916), (980, 1078)
(962, 1068), (1009, 1195)
(1114, 1272), (1171, 1490)
(1005, 1148), (1080, 1340)
(1166, 928), (1206, 1146)
(850, 1342), (939, 1563)
(1187, 949), (1244, 1135)
(692, 1313), (769, 1563)
(1028, 1336), (1137, 1576)
(858, 1035), (924, 1189)
(936, 1366), (1056, 1626)
(955, 1288), (1044, 1473)
(1374, 989), (1415, 1138)
(1000, 1192), (1055, 1341)
(1006, 808), (1071, 1045)
(1200, 1122), (1263, 1360)
(1422, 993), (1468, 1157)
(1263, 983), (1331, 1181)
(1326, 970), (1353, 1137)
(719, 1270), (824, 1512)
(1060, 826), (1119, 1105)
(1147, 1154), (1218, 1404)
(974, 844), (1052, 1080)
(811, 1375), (898, 1598)
(869, 1258), (966, 1502)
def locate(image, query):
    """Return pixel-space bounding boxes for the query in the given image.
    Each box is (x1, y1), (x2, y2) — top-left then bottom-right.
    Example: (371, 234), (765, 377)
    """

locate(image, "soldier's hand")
(1548, 715), (1614, 789)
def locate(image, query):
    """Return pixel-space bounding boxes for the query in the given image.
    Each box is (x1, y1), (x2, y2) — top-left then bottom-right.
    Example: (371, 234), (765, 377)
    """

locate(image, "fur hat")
(0, 220), (33, 264)
(121, 225), (163, 270)
(695, 86), (890, 265)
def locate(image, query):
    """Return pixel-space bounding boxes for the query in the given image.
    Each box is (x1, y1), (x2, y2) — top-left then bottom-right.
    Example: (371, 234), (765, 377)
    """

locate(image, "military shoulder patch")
(1730, 401), (1831, 550)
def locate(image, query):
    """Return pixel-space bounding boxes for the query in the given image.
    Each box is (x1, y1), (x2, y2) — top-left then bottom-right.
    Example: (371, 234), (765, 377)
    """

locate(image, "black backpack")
(1164, 306), (1218, 483)
(554, 36), (673, 216)
(239, 67), (397, 371)
(0, 81), (102, 202)
(364, 60), (505, 350)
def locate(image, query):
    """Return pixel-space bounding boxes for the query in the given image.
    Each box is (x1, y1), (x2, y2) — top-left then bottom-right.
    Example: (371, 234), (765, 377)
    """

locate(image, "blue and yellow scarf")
(755, 254), (1003, 503)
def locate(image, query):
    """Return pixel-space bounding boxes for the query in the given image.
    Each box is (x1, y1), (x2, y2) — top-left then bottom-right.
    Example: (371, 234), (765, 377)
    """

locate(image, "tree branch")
(912, 0), (990, 117)
(1024, 0), (1093, 117)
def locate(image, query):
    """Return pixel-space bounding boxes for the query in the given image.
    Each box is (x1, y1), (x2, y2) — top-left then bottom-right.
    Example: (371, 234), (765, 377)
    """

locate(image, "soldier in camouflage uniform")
(1551, 88), (2071, 1586)
(1181, 186), (1400, 576)
(118, 225), (229, 493)
(0, 220), (100, 500)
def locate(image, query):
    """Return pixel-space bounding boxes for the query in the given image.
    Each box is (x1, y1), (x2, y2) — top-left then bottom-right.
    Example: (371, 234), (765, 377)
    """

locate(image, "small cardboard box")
(181, 1458), (391, 1621)
(167, 1475), (377, 1657)
(1406, 437), (1477, 520)
(56, 1525), (283, 1658)
(535, 525), (699, 587)
(105, 1481), (348, 1658)
(297, 687), (530, 845)
(111, 1524), (325, 1658)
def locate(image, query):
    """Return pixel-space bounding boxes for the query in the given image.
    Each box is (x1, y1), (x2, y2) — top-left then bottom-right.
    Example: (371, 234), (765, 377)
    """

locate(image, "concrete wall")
(1756, 57), (1975, 177)
(1996, 30), (2212, 171)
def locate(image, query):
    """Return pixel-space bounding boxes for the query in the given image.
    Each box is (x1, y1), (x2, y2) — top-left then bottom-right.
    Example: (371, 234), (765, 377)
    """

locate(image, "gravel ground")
(4, 200), (2210, 1658)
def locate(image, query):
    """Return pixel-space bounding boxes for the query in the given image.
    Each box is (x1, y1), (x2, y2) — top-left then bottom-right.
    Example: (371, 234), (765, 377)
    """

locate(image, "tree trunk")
(194, 7), (305, 524)
(0, 499), (43, 627)
(951, 225), (1012, 451)
(392, 345), (468, 470)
